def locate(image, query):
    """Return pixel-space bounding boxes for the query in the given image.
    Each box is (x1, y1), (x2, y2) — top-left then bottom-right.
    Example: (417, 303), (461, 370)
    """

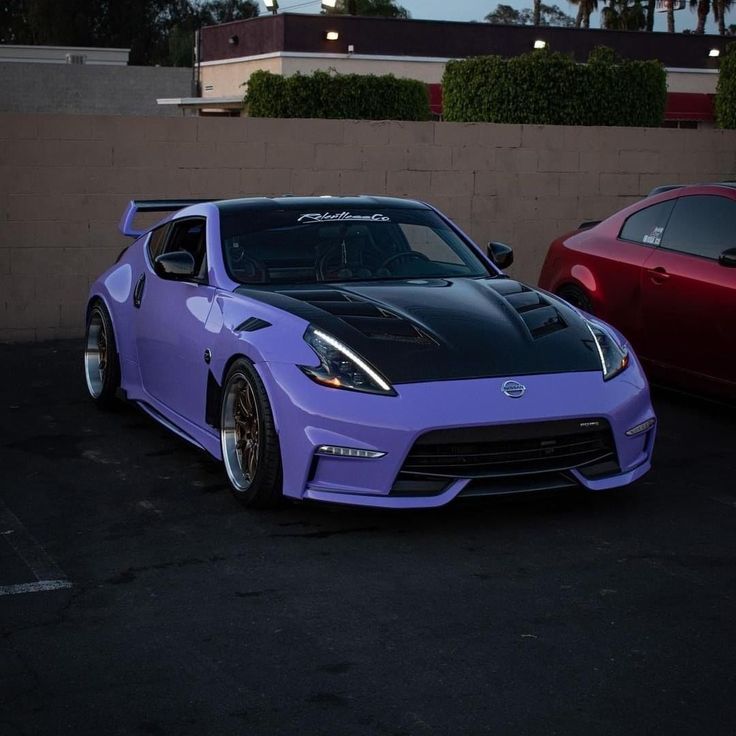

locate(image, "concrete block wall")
(0, 64), (192, 117)
(1, 112), (735, 341)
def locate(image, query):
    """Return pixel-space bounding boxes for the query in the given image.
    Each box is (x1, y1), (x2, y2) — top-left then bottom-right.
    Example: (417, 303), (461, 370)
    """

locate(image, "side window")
(146, 224), (169, 262)
(159, 218), (208, 281)
(619, 200), (675, 246)
(660, 195), (736, 260)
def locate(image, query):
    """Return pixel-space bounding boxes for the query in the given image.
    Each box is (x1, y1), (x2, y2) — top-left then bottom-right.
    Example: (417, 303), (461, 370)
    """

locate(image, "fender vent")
(235, 317), (271, 332)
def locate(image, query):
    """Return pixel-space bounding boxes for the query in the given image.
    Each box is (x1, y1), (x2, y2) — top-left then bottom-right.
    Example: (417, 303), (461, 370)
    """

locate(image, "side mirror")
(718, 247), (736, 268)
(488, 241), (514, 270)
(155, 250), (196, 278)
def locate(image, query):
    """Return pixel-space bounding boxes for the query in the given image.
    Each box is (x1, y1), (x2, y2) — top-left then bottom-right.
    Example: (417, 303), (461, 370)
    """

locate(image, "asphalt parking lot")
(1, 340), (735, 736)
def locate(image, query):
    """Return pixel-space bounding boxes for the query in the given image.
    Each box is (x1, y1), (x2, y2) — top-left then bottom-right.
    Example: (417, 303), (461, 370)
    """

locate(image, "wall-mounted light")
(709, 48), (721, 58)
(228, 35), (239, 46)
(348, 43), (355, 54)
(534, 40), (547, 49)
(325, 30), (339, 41)
(264, 0), (278, 14)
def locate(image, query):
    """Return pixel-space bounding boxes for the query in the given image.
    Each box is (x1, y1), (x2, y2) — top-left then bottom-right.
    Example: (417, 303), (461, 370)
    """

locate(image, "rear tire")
(220, 359), (283, 508)
(84, 301), (120, 409)
(557, 284), (593, 314)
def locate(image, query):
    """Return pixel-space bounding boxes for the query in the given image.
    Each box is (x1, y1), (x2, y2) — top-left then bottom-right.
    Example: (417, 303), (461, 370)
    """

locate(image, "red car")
(539, 183), (736, 401)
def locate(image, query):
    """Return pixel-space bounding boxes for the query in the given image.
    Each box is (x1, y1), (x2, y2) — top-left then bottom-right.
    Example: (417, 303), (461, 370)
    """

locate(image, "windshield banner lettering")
(297, 212), (391, 223)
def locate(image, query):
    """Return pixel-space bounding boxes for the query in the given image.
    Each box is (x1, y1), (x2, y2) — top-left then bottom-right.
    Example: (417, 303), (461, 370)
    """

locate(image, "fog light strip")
(626, 418), (656, 437)
(317, 445), (386, 459)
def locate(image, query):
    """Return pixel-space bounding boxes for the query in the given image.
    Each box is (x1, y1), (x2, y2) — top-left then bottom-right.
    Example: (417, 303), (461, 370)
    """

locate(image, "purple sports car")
(84, 197), (655, 508)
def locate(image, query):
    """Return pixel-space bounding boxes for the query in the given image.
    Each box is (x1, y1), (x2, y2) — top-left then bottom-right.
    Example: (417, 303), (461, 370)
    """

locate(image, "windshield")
(220, 206), (491, 285)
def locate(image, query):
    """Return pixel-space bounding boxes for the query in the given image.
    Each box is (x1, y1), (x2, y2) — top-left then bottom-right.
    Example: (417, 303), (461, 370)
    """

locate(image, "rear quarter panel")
(87, 237), (147, 390)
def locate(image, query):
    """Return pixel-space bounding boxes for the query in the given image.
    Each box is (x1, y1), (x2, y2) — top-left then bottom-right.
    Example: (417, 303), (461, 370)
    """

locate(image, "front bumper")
(259, 361), (655, 509)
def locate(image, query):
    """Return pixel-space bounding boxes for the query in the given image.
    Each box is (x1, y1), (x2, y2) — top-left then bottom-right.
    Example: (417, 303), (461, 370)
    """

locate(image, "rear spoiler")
(119, 199), (214, 238)
(647, 184), (686, 197)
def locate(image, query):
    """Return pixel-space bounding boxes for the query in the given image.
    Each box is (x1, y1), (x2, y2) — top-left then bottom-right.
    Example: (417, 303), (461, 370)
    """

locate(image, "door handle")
(133, 274), (146, 308)
(646, 266), (670, 285)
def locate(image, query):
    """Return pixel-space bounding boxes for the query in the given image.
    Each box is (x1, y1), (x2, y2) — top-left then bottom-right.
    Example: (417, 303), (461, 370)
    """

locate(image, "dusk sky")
(270, 0), (722, 36)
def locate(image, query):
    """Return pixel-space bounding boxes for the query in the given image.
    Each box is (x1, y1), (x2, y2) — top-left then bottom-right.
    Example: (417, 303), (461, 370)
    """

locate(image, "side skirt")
(135, 399), (222, 460)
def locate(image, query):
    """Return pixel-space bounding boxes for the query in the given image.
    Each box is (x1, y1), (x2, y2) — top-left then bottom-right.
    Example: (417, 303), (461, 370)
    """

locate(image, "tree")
(2, 0), (100, 45)
(568, 0), (599, 27)
(689, 0), (711, 32)
(197, 0), (259, 24)
(536, 3), (577, 24)
(485, 3), (575, 25)
(167, 0), (259, 66)
(0, 0), (258, 65)
(645, 0), (656, 30)
(601, 0), (646, 28)
(533, 0), (542, 23)
(323, 0), (410, 17)
(686, 0), (732, 33)
(714, 0), (733, 34)
(485, 3), (523, 23)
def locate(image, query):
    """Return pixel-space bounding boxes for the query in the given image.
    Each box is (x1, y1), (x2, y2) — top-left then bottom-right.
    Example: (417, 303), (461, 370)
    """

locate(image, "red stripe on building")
(429, 85), (714, 124)
(665, 92), (715, 122)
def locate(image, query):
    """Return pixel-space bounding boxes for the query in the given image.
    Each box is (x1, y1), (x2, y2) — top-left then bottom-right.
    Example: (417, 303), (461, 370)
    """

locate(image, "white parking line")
(0, 500), (72, 596)
(0, 580), (72, 596)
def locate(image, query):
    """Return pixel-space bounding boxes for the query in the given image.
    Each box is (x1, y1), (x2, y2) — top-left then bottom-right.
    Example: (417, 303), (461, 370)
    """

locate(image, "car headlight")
(299, 326), (396, 396)
(585, 319), (629, 381)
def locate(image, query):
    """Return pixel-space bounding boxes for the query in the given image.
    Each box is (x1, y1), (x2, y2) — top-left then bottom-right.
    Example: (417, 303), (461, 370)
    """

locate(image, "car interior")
(224, 221), (477, 284)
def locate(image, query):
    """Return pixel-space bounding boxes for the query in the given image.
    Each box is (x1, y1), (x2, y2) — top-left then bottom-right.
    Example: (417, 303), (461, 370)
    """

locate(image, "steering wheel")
(316, 242), (347, 281)
(231, 253), (268, 283)
(317, 241), (375, 281)
(379, 251), (431, 271)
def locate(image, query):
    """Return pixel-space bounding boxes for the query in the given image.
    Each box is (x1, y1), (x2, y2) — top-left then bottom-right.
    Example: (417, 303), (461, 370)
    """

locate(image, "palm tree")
(569, 0), (598, 27)
(690, 0), (711, 32)
(714, 0), (733, 33)
(602, 0), (646, 28)
(667, 0), (675, 31)
(533, 0), (542, 23)
(646, 0), (656, 30)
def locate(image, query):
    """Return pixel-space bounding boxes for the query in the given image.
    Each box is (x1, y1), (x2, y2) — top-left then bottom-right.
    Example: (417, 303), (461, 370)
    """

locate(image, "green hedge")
(442, 46), (666, 127)
(716, 45), (736, 129)
(245, 69), (431, 121)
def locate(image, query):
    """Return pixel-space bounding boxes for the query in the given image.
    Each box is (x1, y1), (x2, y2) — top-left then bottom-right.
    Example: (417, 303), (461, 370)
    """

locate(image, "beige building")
(172, 13), (732, 127)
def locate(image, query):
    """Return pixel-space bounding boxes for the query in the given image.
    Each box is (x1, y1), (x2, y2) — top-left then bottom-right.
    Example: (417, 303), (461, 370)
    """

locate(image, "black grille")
(397, 418), (618, 480)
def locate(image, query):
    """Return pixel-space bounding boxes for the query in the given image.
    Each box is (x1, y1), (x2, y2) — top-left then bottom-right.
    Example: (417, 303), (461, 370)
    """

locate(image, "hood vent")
(491, 281), (566, 339)
(278, 289), (436, 346)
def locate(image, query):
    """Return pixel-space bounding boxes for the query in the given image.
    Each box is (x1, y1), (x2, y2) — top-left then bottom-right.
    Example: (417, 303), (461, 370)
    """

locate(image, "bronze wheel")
(222, 371), (261, 491)
(84, 302), (120, 408)
(220, 359), (282, 507)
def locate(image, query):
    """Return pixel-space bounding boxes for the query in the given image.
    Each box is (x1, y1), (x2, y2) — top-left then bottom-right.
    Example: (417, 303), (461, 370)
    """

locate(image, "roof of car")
(214, 195), (431, 212)
(648, 182), (736, 196)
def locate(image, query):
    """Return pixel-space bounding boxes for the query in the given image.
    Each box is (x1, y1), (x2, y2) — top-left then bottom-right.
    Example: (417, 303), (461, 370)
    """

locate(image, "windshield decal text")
(297, 212), (391, 223)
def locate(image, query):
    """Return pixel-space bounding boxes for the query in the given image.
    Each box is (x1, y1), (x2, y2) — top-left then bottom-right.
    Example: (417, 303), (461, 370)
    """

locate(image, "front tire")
(84, 301), (120, 409)
(220, 359), (283, 508)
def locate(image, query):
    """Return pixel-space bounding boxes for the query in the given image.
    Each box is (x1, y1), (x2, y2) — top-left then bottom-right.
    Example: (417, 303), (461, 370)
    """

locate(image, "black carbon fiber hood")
(235, 278), (601, 384)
